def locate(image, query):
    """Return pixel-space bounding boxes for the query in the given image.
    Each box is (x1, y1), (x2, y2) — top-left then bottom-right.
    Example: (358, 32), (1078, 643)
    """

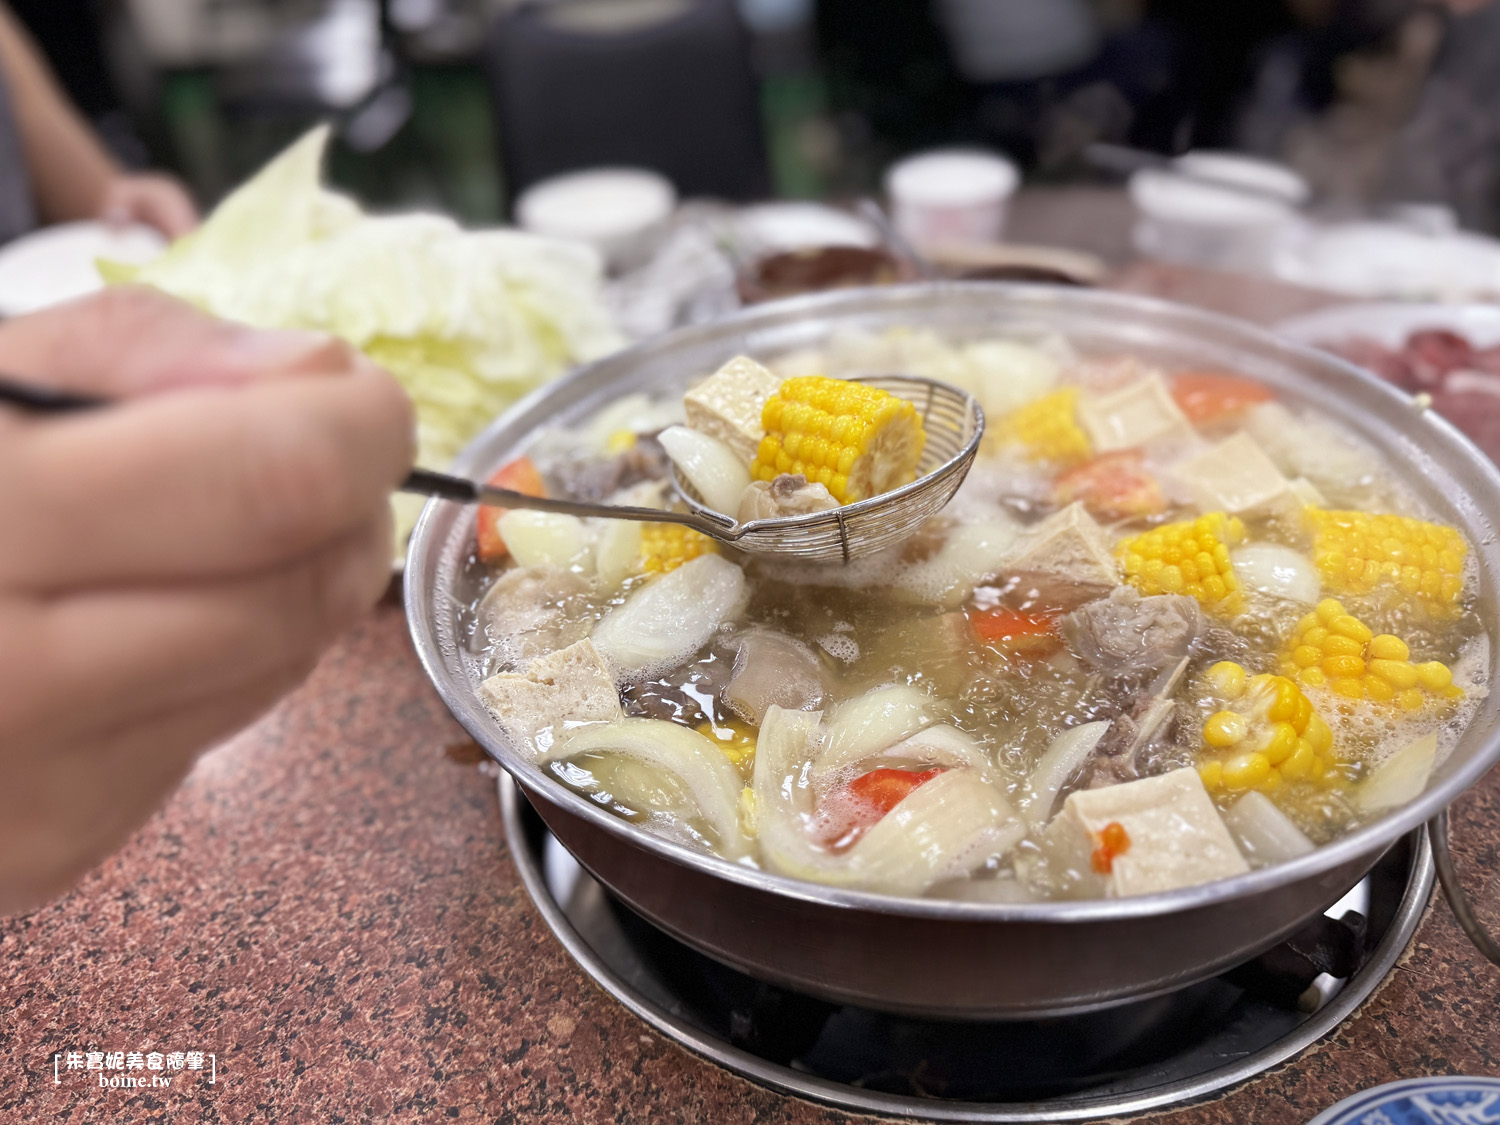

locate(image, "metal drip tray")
(499, 776), (1434, 1122)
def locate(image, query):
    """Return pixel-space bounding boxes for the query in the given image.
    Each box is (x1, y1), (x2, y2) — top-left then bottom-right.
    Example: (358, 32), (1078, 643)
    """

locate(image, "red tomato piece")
(476, 457), (547, 563)
(1052, 450), (1166, 520)
(1089, 821), (1131, 875)
(968, 607), (1061, 658)
(817, 767), (944, 849)
(1170, 372), (1274, 424)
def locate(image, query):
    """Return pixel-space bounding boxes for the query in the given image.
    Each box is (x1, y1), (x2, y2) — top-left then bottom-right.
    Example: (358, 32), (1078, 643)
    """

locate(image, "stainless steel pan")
(406, 284), (1500, 1019)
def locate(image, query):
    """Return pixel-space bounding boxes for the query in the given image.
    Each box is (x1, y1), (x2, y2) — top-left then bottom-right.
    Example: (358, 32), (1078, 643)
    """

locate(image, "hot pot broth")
(456, 327), (1488, 903)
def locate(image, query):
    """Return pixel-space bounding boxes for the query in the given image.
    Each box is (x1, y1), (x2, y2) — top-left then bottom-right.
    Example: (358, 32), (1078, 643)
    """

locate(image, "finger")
(140, 181), (201, 239)
(0, 366), (412, 590)
(0, 657), (316, 915)
(0, 286), (366, 397)
(1, 509), (393, 748)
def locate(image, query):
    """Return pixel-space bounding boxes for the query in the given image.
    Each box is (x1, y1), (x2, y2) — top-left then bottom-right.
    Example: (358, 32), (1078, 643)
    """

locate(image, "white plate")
(1276, 301), (1500, 349)
(1271, 221), (1500, 301)
(0, 221), (165, 317)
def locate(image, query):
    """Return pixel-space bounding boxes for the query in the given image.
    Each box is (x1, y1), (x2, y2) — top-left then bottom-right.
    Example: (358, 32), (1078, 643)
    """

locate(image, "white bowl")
(1129, 151), (1306, 273)
(515, 167), (677, 270)
(884, 148), (1019, 248)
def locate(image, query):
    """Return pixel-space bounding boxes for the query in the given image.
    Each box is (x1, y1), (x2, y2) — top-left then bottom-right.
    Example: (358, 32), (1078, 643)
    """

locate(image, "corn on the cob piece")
(641, 523), (717, 574)
(1116, 512), (1247, 612)
(1279, 597), (1463, 709)
(1305, 509), (1467, 616)
(993, 387), (1092, 465)
(750, 375), (925, 504)
(1197, 663), (1343, 794)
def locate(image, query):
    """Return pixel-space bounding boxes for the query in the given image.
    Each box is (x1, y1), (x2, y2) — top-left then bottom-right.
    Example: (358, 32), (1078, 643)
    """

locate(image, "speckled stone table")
(4, 267), (1499, 1125)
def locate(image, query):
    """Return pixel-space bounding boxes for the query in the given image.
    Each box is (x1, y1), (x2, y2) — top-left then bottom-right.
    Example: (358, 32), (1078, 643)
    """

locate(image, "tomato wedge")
(968, 607), (1061, 658)
(1170, 372), (1273, 425)
(475, 457), (547, 562)
(1052, 450), (1165, 520)
(817, 767), (943, 848)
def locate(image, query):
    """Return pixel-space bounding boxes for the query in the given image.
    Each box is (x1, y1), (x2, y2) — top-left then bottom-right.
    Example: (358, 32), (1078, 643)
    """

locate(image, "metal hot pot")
(405, 284), (1500, 1019)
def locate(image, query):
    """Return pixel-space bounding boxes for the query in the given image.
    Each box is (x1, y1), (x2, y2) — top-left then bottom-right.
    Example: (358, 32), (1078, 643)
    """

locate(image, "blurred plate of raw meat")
(1278, 302), (1500, 464)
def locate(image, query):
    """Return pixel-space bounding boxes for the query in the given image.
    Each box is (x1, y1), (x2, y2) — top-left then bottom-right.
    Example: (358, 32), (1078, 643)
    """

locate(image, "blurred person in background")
(0, 1), (197, 244)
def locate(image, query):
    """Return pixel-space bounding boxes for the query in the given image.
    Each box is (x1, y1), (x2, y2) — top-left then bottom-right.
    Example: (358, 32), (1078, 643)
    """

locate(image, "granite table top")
(4, 265), (1498, 1125)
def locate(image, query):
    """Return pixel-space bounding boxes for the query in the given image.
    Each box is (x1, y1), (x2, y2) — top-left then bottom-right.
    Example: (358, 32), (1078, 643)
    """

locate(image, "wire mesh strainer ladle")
(409, 375), (984, 564)
(0, 372), (983, 565)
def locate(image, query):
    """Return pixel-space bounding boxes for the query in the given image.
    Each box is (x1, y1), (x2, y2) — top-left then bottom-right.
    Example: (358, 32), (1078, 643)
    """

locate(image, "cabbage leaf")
(106, 126), (624, 546)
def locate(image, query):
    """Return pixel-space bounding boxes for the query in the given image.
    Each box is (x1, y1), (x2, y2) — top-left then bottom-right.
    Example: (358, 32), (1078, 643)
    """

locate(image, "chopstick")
(0, 373), (484, 504)
(0, 374), (108, 413)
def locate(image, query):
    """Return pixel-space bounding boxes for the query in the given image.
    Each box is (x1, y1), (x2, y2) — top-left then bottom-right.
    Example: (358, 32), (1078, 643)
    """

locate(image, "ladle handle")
(400, 467), (740, 539)
(1428, 809), (1500, 967)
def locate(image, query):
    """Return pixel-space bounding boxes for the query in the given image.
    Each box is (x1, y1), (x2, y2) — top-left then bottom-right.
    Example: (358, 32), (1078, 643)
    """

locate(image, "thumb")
(0, 286), (362, 398)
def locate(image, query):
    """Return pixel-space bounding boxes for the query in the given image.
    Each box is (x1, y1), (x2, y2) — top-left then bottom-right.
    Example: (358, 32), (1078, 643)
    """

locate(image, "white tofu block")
(1007, 501), (1118, 588)
(1061, 767), (1249, 897)
(1077, 374), (1193, 453)
(1174, 432), (1299, 520)
(683, 355), (783, 462)
(479, 639), (623, 754)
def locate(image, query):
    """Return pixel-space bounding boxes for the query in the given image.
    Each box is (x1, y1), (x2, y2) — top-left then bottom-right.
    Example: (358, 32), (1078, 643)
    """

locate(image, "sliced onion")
(1358, 731), (1438, 813)
(592, 519), (643, 593)
(1018, 720), (1110, 827)
(495, 511), (592, 572)
(754, 706), (1022, 894)
(873, 724), (997, 781)
(658, 425), (751, 516)
(1221, 791), (1314, 866)
(814, 685), (937, 781)
(547, 718), (750, 858)
(591, 554), (747, 680)
(1231, 543), (1320, 604)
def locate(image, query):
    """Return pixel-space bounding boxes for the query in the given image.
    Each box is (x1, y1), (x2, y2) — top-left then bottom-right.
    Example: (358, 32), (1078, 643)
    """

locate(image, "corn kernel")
(1319, 634), (1362, 659)
(1265, 723), (1298, 764)
(1204, 710), (1249, 747)
(1330, 615), (1374, 643)
(1222, 752), (1272, 789)
(1364, 676), (1396, 702)
(1300, 667), (1327, 687)
(1268, 680), (1301, 722)
(1398, 689), (1426, 712)
(1417, 661), (1453, 691)
(1331, 677), (1365, 699)
(1369, 634), (1410, 661)
(1322, 655), (1367, 679)
(1199, 760), (1223, 789)
(1316, 598), (1345, 623)
(1207, 661), (1247, 698)
(1305, 713), (1333, 754)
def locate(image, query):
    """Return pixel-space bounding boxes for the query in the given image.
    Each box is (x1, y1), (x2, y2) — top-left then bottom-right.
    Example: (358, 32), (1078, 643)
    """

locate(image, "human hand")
(99, 172), (200, 240)
(0, 288), (414, 914)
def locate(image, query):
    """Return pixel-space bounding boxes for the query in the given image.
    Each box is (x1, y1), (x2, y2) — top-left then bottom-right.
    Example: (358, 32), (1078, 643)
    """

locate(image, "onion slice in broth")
(755, 705), (1024, 895)
(546, 719), (751, 859)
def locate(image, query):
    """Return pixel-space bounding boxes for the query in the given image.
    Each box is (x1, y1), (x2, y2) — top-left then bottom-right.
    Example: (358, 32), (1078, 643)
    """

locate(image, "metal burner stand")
(498, 776), (1434, 1123)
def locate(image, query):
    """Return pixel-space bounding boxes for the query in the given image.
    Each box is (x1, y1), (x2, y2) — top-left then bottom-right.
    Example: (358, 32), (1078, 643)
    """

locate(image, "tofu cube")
(479, 638), (622, 755)
(683, 355), (783, 463)
(1078, 374), (1193, 453)
(1174, 432), (1299, 520)
(1061, 768), (1249, 897)
(1007, 501), (1118, 589)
